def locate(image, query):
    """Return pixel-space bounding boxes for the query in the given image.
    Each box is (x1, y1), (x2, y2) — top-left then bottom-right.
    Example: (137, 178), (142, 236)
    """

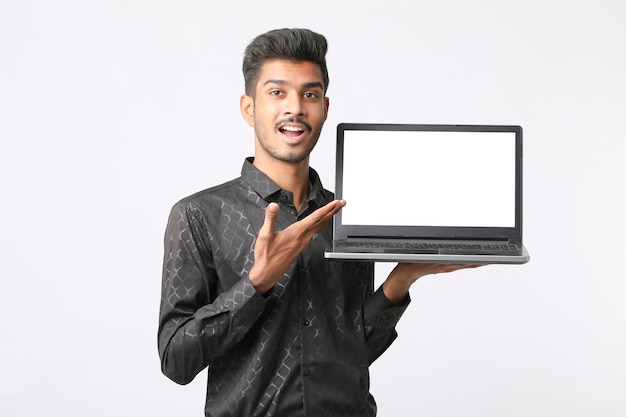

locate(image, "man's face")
(242, 59), (329, 165)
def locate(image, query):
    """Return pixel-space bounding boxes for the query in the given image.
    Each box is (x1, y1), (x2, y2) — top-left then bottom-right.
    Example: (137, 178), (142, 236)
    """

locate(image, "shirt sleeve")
(363, 285), (410, 364)
(157, 201), (266, 385)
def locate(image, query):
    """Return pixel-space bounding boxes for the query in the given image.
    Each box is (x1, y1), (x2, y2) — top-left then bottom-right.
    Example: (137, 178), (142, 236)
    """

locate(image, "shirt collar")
(241, 157), (326, 204)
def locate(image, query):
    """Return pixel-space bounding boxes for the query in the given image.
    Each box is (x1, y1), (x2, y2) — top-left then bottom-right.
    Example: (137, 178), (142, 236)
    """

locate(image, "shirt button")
(302, 319), (310, 326)
(303, 369), (312, 377)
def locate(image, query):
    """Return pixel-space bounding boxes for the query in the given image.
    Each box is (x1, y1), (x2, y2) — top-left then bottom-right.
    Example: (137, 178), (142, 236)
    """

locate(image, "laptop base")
(325, 241), (530, 264)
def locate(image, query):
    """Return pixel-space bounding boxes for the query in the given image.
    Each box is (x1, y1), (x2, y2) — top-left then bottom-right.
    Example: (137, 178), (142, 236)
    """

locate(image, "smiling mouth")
(279, 124), (306, 139)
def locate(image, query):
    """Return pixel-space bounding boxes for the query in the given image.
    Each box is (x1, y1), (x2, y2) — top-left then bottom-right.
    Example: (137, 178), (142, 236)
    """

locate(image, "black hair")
(242, 28), (329, 96)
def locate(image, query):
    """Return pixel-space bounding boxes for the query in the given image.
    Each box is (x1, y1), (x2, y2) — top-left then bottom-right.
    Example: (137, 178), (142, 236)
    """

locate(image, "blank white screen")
(341, 130), (516, 227)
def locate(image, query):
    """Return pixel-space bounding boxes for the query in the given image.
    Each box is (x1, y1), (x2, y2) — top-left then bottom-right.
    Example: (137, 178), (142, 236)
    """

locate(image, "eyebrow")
(263, 79), (324, 90)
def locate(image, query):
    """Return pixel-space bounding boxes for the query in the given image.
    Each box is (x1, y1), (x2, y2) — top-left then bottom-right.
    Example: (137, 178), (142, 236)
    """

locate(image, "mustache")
(275, 118), (312, 132)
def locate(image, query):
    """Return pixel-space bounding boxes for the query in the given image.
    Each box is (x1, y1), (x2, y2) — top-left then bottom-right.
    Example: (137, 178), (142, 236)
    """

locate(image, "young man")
(158, 28), (477, 416)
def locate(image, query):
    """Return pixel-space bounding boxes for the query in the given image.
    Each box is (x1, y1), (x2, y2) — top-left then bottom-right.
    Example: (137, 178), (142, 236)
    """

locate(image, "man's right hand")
(248, 200), (345, 294)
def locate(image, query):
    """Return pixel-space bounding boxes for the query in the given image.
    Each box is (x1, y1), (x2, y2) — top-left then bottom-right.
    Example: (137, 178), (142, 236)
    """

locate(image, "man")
(158, 28), (478, 416)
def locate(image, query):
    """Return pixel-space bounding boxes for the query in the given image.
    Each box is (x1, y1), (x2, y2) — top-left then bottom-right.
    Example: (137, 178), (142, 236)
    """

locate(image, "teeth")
(281, 125), (304, 132)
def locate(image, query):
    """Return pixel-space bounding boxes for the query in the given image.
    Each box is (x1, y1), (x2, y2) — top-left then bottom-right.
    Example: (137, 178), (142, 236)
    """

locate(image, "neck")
(253, 156), (310, 211)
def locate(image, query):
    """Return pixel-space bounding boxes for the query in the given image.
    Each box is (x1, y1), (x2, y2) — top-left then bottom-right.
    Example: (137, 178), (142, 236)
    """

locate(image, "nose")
(284, 93), (305, 116)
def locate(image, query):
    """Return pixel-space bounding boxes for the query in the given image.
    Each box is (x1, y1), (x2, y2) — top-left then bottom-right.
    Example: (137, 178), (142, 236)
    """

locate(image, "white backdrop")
(1, 1), (625, 416)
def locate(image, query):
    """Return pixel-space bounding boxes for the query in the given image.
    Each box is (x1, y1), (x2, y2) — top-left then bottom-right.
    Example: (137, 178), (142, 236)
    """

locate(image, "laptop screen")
(334, 123), (523, 240)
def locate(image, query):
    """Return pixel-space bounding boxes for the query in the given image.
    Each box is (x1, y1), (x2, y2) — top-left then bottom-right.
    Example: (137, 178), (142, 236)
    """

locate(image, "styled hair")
(242, 28), (329, 96)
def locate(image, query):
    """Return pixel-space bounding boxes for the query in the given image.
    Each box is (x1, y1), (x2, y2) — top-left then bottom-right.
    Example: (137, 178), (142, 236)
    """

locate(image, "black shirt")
(158, 158), (409, 416)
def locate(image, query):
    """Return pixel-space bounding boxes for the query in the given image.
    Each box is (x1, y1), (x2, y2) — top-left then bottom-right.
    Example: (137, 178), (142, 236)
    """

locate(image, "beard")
(254, 118), (322, 164)
(257, 140), (318, 163)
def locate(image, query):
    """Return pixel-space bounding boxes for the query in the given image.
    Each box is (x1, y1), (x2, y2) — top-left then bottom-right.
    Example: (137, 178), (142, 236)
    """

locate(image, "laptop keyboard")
(336, 240), (522, 255)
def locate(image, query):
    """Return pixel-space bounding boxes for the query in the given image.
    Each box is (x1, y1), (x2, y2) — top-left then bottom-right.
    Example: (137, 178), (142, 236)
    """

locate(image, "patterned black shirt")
(158, 158), (409, 416)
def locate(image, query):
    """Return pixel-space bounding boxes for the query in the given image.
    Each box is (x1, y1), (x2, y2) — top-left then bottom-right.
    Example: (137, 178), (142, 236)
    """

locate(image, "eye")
(304, 92), (319, 99)
(269, 90), (283, 96)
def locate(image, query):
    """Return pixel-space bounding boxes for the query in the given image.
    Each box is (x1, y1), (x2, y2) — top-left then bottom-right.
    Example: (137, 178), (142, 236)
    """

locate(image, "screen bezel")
(333, 123), (524, 242)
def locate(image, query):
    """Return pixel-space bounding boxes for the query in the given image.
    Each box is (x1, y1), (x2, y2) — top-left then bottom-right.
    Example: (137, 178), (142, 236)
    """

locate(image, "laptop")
(324, 123), (530, 264)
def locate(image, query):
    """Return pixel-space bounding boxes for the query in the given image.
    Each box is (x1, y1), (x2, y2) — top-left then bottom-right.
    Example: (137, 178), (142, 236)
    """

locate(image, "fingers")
(260, 202), (280, 235)
(306, 200), (345, 228)
(395, 262), (485, 278)
(307, 200), (344, 234)
(261, 199), (344, 239)
(445, 263), (485, 272)
(435, 263), (483, 272)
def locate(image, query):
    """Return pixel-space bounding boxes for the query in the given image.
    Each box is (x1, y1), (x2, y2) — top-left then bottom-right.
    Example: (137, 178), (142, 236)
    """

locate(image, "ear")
(323, 96), (330, 122)
(240, 94), (255, 127)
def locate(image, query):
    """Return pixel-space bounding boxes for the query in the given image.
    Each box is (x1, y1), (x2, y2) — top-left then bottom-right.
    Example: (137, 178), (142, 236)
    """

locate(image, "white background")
(1, 1), (625, 416)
